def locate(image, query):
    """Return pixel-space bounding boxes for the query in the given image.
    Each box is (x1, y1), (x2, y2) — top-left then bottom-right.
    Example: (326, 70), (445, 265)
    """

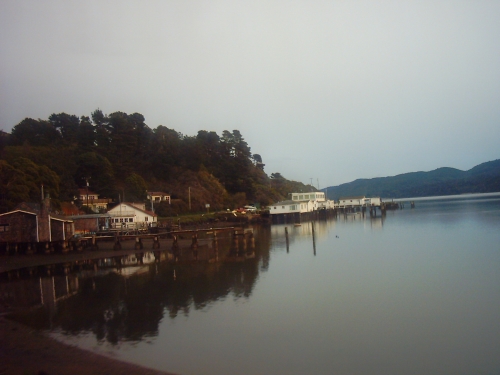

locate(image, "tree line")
(0, 110), (312, 214)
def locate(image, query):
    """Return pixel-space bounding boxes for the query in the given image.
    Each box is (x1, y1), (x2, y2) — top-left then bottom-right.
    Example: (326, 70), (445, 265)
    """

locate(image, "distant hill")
(325, 159), (500, 200)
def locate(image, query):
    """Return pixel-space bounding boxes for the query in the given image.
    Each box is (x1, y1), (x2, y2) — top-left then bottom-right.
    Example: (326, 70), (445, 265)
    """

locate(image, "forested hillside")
(325, 159), (500, 200)
(0, 110), (312, 213)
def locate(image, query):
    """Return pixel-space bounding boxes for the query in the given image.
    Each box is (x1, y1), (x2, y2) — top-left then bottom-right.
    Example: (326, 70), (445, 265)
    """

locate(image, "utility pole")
(188, 187), (191, 211)
(150, 192), (154, 213)
(85, 178), (89, 210)
(310, 178), (313, 191)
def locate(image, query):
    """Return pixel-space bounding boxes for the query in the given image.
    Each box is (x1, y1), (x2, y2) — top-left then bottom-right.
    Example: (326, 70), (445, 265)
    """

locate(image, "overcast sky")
(1, 1), (499, 188)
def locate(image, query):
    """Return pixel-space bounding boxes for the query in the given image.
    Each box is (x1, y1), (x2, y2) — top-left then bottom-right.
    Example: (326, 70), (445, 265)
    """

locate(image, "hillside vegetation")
(325, 159), (500, 200)
(0, 110), (313, 213)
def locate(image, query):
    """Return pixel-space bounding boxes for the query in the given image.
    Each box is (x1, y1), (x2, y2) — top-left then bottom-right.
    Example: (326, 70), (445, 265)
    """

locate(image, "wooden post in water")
(312, 223), (316, 256)
(233, 232), (239, 255)
(136, 252), (144, 264)
(172, 235), (180, 260)
(134, 236), (143, 250)
(152, 236), (160, 249)
(249, 232), (255, 249)
(26, 242), (34, 255)
(213, 231), (218, 247)
(191, 233), (198, 249)
(285, 227), (289, 253)
(91, 235), (98, 251)
(113, 233), (121, 250)
(213, 232), (219, 262)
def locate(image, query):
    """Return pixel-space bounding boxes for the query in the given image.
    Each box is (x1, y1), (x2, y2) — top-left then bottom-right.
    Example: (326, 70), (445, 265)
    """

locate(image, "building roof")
(109, 202), (157, 217)
(339, 196), (366, 200)
(147, 191), (170, 196)
(0, 209), (37, 217)
(50, 216), (74, 223)
(0, 208), (73, 222)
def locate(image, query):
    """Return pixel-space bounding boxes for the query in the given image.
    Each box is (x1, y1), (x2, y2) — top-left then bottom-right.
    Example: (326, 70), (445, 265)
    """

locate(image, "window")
(145, 217), (148, 221)
(0, 224), (9, 232)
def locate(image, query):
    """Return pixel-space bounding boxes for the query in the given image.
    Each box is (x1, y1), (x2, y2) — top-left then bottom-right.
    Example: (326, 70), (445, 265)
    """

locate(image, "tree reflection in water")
(2, 225), (275, 345)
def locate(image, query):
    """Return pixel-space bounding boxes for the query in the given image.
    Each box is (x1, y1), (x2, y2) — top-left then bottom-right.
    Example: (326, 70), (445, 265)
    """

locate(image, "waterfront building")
(0, 196), (74, 244)
(107, 202), (157, 229)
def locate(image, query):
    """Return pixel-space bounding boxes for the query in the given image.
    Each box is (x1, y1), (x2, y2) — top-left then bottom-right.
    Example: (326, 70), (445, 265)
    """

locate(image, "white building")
(107, 202), (157, 229)
(338, 196), (382, 208)
(269, 200), (301, 215)
(364, 197), (382, 206)
(318, 199), (336, 210)
(290, 192), (326, 202)
(270, 191), (330, 215)
(338, 196), (365, 208)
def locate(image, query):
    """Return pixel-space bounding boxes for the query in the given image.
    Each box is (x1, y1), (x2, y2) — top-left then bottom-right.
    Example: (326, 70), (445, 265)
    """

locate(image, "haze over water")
(4, 193), (500, 375)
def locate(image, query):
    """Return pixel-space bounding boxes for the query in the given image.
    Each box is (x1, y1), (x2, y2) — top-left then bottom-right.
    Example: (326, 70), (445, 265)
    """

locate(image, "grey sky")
(1, 1), (499, 188)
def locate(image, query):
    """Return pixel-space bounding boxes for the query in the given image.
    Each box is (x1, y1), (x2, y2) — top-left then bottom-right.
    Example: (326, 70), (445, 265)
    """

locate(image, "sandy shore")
(0, 316), (177, 375)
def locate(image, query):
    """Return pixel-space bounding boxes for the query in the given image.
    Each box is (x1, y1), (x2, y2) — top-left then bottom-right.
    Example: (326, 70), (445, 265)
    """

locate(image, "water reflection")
(1, 228), (274, 345)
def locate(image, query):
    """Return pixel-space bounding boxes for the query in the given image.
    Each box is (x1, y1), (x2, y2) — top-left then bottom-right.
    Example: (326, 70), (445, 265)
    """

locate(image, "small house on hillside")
(107, 202), (157, 229)
(77, 188), (113, 213)
(147, 191), (171, 204)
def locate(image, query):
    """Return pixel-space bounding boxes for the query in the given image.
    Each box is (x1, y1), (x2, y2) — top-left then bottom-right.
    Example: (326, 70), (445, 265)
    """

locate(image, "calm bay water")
(3, 193), (500, 375)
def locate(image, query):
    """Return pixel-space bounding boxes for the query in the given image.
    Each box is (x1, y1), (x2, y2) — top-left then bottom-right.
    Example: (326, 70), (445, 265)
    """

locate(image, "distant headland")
(324, 159), (500, 200)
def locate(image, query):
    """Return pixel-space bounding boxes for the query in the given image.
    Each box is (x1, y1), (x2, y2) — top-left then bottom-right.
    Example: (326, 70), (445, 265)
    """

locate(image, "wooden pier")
(0, 226), (253, 258)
